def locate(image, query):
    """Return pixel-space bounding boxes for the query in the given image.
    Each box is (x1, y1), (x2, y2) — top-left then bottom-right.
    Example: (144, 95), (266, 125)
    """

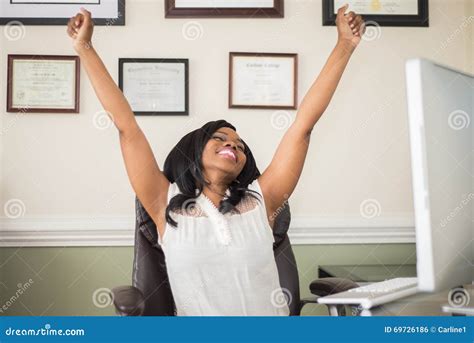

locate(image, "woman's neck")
(202, 183), (230, 208)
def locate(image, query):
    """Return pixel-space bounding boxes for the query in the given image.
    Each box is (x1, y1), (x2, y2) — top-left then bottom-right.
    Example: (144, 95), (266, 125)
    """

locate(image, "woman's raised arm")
(67, 8), (135, 134)
(67, 8), (170, 236)
(258, 4), (366, 225)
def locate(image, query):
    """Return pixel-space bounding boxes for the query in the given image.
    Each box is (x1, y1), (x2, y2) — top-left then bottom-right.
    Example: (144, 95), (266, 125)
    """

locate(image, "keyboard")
(348, 277), (418, 293)
(317, 277), (418, 311)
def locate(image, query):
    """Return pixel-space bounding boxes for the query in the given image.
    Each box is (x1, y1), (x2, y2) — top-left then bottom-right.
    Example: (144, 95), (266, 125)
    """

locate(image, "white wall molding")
(0, 216), (135, 247)
(288, 216), (415, 244)
(0, 215), (415, 247)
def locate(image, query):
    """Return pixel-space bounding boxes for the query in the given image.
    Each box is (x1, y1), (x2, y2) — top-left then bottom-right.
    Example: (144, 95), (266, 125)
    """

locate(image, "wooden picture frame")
(322, 0), (429, 27)
(0, 0), (125, 26)
(7, 54), (80, 113)
(118, 58), (189, 116)
(229, 52), (298, 110)
(165, 0), (284, 18)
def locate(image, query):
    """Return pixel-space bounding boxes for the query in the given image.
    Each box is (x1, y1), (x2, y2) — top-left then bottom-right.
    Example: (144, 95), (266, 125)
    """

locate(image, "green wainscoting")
(0, 244), (416, 316)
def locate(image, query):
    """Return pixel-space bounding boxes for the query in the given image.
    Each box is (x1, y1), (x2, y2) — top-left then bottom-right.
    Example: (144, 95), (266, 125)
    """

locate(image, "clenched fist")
(336, 4), (366, 48)
(67, 7), (94, 52)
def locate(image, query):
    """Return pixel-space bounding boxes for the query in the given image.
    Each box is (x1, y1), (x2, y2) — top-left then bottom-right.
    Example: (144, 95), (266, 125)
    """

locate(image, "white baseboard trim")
(0, 215), (415, 247)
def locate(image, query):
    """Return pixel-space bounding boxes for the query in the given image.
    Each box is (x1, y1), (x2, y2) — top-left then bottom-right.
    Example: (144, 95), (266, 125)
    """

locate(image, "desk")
(356, 284), (472, 316)
(316, 265), (472, 316)
(318, 264), (417, 284)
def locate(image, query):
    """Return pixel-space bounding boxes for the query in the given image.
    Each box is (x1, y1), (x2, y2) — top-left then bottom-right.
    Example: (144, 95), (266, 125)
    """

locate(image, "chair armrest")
(309, 277), (359, 297)
(111, 285), (146, 316)
(299, 296), (349, 316)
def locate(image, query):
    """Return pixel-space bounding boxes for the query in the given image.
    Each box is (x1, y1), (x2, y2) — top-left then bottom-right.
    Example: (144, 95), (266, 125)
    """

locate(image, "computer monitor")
(405, 58), (473, 292)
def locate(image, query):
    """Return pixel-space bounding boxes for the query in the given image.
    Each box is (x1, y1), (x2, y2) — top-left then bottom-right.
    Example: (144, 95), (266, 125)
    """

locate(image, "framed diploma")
(165, 0), (284, 18)
(0, 0), (125, 26)
(7, 55), (80, 113)
(119, 58), (189, 116)
(323, 0), (429, 27)
(229, 52), (297, 110)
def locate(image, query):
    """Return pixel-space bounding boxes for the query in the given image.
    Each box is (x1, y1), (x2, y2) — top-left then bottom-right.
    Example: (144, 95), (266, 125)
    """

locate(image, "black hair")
(163, 120), (261, 228)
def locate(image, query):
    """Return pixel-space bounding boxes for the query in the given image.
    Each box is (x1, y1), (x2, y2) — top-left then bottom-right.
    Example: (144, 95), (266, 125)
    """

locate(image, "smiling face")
(201, 127), (247, 183)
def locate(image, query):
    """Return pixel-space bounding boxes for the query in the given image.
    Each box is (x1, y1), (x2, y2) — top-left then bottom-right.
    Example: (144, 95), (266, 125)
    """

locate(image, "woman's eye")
(213, 135), (244, 151)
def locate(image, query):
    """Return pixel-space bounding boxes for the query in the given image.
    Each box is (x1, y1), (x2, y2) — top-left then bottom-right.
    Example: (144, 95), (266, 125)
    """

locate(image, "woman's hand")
(336, 4), (366, 48)
(67, 7), (94, 52)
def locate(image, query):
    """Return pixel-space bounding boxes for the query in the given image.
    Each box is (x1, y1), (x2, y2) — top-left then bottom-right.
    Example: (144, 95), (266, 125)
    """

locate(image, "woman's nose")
(224, 141), (237, 150)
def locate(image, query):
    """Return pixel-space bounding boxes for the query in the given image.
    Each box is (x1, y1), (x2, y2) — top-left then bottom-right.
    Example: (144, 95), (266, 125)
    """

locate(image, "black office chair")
(111, 196), (358, 316)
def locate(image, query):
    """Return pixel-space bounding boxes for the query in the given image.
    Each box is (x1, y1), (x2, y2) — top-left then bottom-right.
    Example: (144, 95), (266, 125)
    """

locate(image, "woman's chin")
(209, 162), (240, 176)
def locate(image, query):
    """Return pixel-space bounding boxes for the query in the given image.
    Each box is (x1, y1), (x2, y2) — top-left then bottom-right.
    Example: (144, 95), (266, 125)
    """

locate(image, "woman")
(67, 4), (365, 316)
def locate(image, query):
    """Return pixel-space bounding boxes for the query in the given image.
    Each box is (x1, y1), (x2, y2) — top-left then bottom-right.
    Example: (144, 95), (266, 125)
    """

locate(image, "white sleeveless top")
(159, 178), (290, 316)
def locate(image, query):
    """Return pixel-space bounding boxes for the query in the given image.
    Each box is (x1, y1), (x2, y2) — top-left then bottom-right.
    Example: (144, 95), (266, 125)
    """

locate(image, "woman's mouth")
(217, 148), (237, 162)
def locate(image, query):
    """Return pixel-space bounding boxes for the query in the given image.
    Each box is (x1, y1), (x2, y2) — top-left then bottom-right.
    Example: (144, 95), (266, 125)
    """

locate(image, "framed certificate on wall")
(7, 55), (80, 113)
(229, 52), (298, 110)
(119, 58), (189, 116)
(322, 0), (429, 27)
(165, 0), (284, 18)
(0, 0), (125, 25)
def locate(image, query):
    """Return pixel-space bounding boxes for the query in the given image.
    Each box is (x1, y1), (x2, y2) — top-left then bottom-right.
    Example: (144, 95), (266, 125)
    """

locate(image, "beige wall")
(0, 0), (471, 317)
(468, 0), (473, 73)
(1, 0), (471, 220)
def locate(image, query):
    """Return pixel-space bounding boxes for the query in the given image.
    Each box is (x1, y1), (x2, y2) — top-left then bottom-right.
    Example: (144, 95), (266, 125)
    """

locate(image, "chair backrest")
(132, 195), (301, 315)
